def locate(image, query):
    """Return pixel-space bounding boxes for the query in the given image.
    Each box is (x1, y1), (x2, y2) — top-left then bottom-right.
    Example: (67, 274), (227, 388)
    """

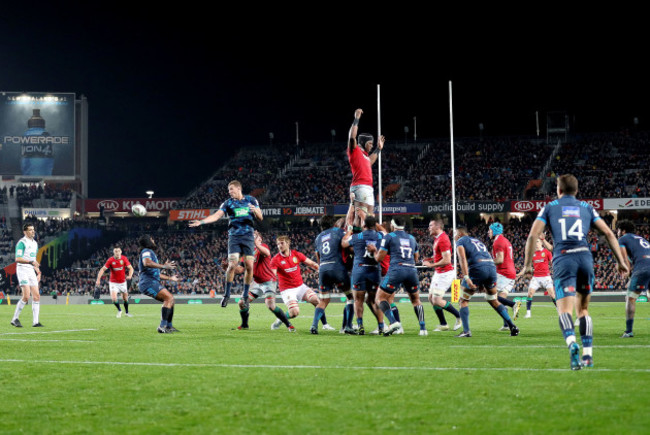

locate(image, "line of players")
(221, 214), (557, 338)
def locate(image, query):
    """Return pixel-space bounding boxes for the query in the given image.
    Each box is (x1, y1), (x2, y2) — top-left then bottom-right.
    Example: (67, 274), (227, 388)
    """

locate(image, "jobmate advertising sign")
(0, 92), (75, 177)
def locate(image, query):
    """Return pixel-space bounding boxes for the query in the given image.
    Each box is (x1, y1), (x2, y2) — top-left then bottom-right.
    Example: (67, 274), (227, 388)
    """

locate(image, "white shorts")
(280, 284), (311, 305)
(350, 184), (375, 207)
(16, 267), (38, 287)
(496, 274), (515, 294)
(251, 280), (278, 298)
(109, 281), (128, 295)
(530, 276), (553, 291)
(428, 270), (455, 297)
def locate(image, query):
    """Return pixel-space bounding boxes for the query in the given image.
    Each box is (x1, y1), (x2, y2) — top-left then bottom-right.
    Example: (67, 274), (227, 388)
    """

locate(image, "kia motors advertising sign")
(85, 198), (180, 213)
(603, 198), (650, 210)
(511, 199), (603, 212)
(0, 92), (75, 177)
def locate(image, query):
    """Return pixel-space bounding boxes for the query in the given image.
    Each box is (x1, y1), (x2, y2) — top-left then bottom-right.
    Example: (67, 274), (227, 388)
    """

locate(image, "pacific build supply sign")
(85, 198), (181, 213)
(603, 198), (650, 210)
(0, 92), (75, 177)
(425, 201), (508, 214)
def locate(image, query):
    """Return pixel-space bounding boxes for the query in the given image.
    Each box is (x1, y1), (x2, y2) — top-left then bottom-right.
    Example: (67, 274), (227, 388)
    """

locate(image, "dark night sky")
(2, 7), (647, 199)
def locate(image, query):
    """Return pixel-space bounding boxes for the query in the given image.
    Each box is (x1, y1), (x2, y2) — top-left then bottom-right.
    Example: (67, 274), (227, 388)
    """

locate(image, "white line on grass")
(1, 359), (649, 372)
(0, 339), (94, 343)
(0, 328), (97, 336)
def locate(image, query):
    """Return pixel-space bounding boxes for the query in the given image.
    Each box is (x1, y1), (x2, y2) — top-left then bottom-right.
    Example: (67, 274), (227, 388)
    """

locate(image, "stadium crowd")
(2, 129), (650, 299)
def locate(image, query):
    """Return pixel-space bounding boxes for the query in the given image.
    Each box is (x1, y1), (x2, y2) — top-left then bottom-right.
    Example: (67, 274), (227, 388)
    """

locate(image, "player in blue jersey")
(367, 216), (427, 336)
(342, 215), (384, 335)
(455, 226), (519, 338)
(616, 220), (650, 338)
(312, 215), (351, 334)
(189, 180), (263, 308)
(520, 174), (627, 369)
(137, 235), (180, 333)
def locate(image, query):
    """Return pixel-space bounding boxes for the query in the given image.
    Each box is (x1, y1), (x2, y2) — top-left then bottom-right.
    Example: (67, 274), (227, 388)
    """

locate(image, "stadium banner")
(511, 198), (603, 212)
(169, 209), (218, 221)
(22, 208), (72, 219)
(260, 206), (327, 217)
(330, 203), (422, 215)
(0, 92), (76, 177)
(424, 201), (508, 214)
(603, 198), (650, 210)
(85, 198), (181, 213)
(260, 205), (327, 217)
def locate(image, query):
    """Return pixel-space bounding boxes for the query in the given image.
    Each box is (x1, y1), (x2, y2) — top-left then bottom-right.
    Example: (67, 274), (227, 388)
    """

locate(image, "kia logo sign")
(513, 201), (535, 212)
(97, 200), (119, 211)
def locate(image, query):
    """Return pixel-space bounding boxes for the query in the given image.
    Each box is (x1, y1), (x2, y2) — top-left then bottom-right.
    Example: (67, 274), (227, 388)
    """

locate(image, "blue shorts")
(228, 233), (255, 256)
(380, 268), (419, 294)
(629, 268), (650, 292)
(319, 267), (349, 292)
(351, 266), (381, 292)
(553, 253), (594, 299)
(462, 266), (497, 291)
(140, 280), (162, 299)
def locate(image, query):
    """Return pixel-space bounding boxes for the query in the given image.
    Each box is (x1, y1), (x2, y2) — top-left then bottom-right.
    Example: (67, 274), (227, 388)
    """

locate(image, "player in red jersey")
(489, 222), (521, 330)
(235, 231), (292, 330)
(345, 108), (385, 232)
(424, 219), (462, 332)
(269, 235), (323, 331)
(524, 234), (557, 318)
(95, 246), (134, 318)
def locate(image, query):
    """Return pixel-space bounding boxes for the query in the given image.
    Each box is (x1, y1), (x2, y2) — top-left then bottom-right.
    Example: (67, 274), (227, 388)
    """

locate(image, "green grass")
(1, 300), (649, 434)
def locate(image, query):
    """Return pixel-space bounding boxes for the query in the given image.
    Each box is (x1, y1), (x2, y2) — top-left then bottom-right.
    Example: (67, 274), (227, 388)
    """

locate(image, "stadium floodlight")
(146, 190), (154, 198)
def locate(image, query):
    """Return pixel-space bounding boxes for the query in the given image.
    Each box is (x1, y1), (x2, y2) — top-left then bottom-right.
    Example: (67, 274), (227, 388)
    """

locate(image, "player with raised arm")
(616, 220), (650, 338)
(368, 216), (426, 336)
(189, 180), (262, 308)
(269, 235), (325, 332)
(423, 219), (462, 332)
(519, 174), (628, 369)
(96, 246), (134, 318)
(455, 226), (519, 338)
(488, 222), (521, 330)
(138, 235), (180, 333)
(342, 215), (384, 335)
(11, 223), (43, 327)
(523, 235), (557, 318)
(312, 215), (350, 334)
(345, 108), (384, 232)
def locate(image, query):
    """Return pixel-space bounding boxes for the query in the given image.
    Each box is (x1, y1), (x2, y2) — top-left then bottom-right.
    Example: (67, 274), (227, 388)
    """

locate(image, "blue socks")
(312, 307), (325, 329)
(460, 306), (470, 332)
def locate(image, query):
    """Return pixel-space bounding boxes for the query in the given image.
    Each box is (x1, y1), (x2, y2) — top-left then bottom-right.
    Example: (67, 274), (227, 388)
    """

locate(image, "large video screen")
(0, 92), (75, 177)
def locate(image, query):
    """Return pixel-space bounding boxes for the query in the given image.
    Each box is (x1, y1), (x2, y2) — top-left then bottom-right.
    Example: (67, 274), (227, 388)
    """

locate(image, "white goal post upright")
(377, 84), (383, 225)
(449, 80), (457, 272)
